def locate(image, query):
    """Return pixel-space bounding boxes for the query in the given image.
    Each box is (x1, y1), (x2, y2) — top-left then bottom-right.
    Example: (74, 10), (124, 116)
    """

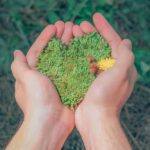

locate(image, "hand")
(74, 12), (137, 117)
(73, 13), (137, 150)
(7, 23), (74, 150)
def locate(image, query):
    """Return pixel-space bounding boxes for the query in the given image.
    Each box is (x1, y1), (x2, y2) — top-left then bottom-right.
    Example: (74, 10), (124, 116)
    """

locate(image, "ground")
(0, 0), (150, 149)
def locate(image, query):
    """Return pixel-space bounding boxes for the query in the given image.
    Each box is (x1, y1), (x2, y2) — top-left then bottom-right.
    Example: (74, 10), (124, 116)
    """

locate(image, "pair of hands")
(10, 13), (137, 150)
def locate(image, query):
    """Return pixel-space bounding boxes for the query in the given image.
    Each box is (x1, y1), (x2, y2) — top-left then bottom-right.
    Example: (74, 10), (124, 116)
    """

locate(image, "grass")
(37, 32), (111, 109)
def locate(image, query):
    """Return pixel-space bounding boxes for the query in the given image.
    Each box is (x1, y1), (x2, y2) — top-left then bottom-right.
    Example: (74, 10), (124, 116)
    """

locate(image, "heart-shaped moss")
(36, 32), (111, 109)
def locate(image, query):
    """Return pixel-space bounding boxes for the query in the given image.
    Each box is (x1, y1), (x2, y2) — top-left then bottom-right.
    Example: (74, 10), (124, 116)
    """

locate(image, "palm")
(26, 23), (75, 131)
(78, 57), (134, 112)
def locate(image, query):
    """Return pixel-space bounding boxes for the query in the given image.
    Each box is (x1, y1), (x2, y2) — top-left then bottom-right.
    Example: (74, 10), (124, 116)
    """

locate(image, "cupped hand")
(12, 23), (75, 142)
(73, 13), (137, 134)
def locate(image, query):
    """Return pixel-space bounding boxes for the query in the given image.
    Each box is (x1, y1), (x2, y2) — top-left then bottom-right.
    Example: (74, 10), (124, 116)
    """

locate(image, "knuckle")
(128, 51), (135, 63)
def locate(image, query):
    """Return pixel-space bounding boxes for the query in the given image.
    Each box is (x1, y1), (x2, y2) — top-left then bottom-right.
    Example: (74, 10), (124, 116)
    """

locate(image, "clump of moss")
(37, 32), (112, 109)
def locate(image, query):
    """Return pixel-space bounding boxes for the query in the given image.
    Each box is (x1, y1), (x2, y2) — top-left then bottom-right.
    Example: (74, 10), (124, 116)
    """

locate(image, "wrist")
(76, 105), (120, 145)
(23, 107), (73, 150)
(24, 108), (71, 135)
(76, 104), (131, 150)
(76, 103), (120, 128)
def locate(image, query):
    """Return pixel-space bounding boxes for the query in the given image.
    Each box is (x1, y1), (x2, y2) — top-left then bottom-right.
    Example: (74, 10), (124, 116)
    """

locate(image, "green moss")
(36, 32), (111, 109)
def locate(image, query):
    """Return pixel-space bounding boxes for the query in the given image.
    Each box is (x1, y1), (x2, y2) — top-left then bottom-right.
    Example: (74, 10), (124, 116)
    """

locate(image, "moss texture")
(36, 32), (111, 109)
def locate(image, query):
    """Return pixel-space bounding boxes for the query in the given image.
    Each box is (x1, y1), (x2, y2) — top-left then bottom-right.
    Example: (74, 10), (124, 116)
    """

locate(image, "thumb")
(11, 50), (30, 80)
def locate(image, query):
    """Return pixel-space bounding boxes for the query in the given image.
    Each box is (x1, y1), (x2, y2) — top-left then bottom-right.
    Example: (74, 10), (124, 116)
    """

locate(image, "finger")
(116, 39), (134, 69)
(122, 39), (132, 51)
(55, 21), (65, 39)
(11, 50), (30, 81)
(93, 13), (122, 57)
(26, 25), (56, 68)
(80, 21), (95, 33)
(130, 66), (138, 83)
(61, 22), (73, 45)
(73, 25), (84, 37)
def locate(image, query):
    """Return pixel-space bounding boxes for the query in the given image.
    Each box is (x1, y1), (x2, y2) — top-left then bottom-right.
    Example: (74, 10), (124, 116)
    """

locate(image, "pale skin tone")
(6, 12), (137, 150)
(74, 13), (137, 150)
(6, 22), (74, 150)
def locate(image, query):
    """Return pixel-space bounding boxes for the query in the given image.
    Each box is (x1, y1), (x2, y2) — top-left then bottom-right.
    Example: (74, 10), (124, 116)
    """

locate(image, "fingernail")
(13, 50), (20, 59)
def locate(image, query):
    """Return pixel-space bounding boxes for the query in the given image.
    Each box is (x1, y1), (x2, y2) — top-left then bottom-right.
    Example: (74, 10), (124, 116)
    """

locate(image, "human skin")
(73, 13), (137, 150)
(6, 23), (75, 150)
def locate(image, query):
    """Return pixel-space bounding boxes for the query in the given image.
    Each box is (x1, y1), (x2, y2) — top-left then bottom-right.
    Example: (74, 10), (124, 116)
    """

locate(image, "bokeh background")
(0, 0), (150, 149)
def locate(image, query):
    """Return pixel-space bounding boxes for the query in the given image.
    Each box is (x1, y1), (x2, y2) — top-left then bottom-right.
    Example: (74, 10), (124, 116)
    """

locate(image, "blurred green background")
(0, 0), (150, 85)
(0, 0), (150, 149)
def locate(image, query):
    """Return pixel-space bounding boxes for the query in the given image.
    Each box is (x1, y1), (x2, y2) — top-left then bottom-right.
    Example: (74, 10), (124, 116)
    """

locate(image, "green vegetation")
(37, 32), (111, 109)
